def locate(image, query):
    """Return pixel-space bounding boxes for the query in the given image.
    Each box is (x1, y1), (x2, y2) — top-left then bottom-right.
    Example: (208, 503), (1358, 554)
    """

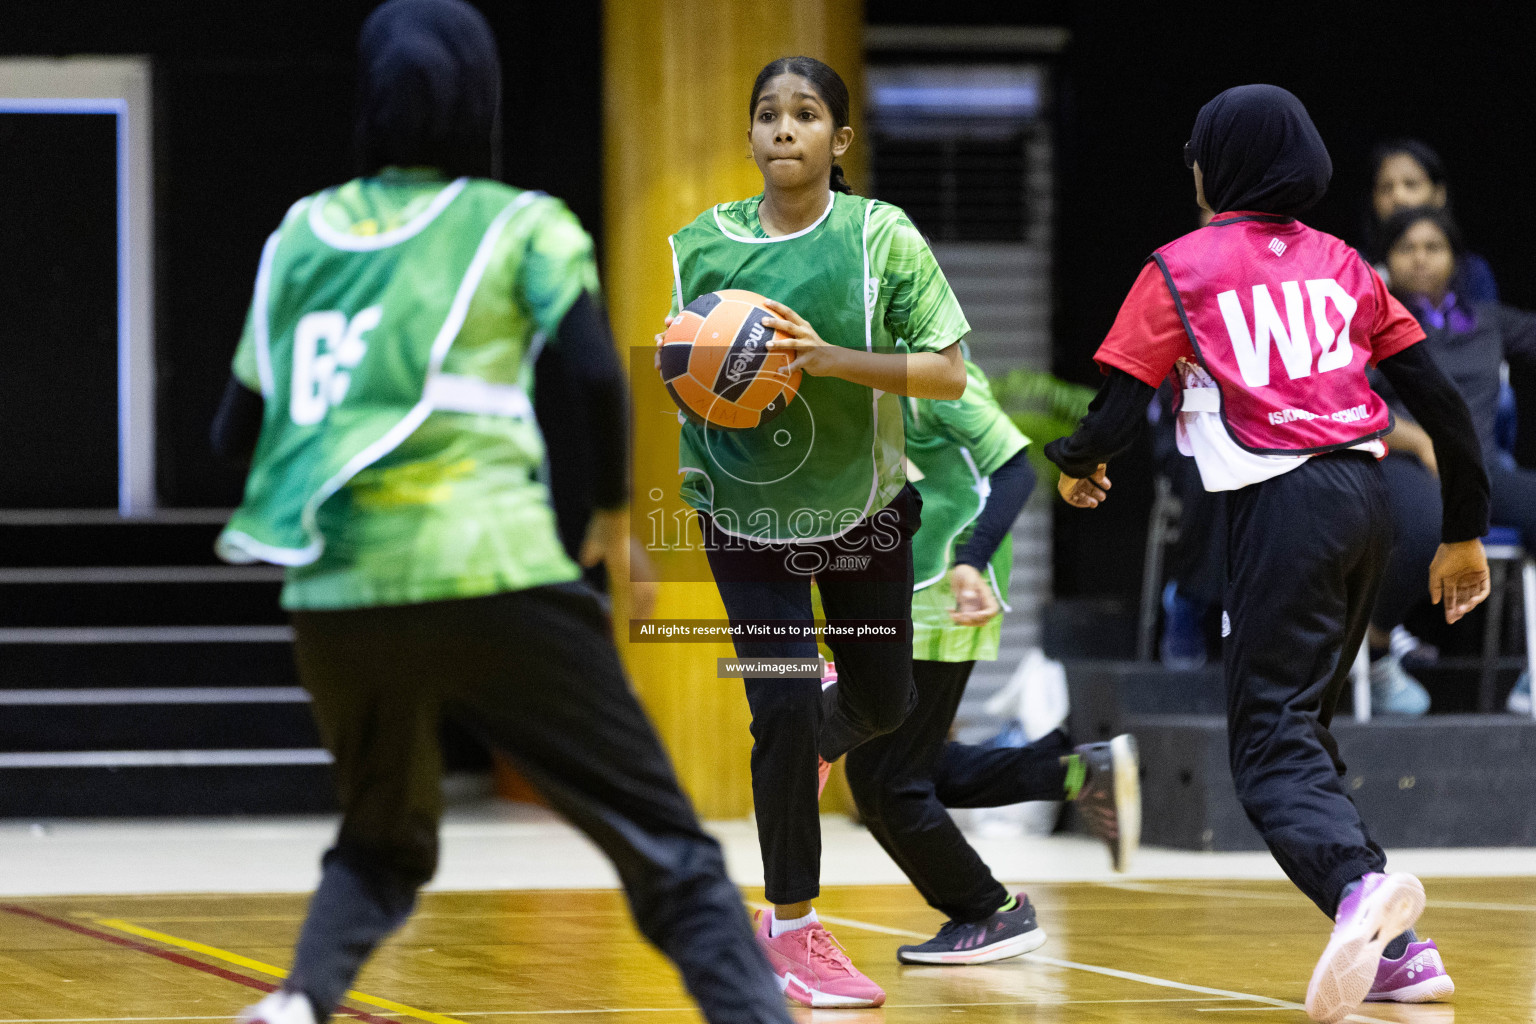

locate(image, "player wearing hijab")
(216, 4), (791, 1023)
(1046, 85), (1488, 1022)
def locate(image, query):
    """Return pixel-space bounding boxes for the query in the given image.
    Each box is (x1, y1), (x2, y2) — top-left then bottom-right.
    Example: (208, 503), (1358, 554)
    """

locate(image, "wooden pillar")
(603, 0), (864, 817)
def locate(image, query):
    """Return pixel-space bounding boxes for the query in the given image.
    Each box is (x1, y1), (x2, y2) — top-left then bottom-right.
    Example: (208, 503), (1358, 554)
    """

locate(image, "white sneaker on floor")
(237, 992), (315, 1024)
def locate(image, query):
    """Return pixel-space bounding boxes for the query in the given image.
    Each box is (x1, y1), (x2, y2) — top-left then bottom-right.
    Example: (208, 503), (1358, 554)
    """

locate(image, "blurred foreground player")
(210, 3), (790, 1023)
(1046, 85), (1488, 1023)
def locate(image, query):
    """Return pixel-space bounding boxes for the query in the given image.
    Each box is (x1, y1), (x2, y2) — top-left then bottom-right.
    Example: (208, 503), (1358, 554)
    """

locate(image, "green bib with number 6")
(218, 179), (543, 566)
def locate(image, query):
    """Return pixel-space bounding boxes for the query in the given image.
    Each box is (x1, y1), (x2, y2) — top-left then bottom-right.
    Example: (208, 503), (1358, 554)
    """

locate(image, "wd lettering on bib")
(1216, 279), (1356, 387)
(1154, 216), (1392, 456)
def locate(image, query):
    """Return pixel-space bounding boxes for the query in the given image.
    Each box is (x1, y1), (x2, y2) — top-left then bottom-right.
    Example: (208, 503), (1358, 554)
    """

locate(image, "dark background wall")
(0, 111), (118, 506)
(6, 0), (1533, 607)
(3, 0), (603, 507)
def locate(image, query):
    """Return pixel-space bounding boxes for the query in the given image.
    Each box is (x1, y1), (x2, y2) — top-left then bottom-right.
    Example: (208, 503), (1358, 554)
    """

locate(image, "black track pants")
(1224, 452), (1392, 916)
(700, 485), (921, 905)
(286, 583), (790, 1024)
(846, 658), (1069, 923)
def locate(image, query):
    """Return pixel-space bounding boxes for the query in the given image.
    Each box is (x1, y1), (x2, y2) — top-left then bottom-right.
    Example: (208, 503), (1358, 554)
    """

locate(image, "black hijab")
(355, 0), (502, 179)
(1188, 84), (1331, 218)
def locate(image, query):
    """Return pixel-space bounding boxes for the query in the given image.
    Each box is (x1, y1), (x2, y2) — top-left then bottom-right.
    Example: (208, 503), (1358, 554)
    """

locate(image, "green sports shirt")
(219, 170), (593, 609)
(668, 191), (970, 542)
(905, 355), (1030, 662)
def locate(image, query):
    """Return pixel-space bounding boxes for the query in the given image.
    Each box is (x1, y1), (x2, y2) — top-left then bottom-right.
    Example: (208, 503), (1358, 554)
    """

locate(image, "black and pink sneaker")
(1366, 938), (1455, 1003)
(897, 893), (1047, 965)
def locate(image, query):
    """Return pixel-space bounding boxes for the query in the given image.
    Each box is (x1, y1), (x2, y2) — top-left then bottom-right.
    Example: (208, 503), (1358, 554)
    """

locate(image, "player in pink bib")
(1045, 85), (1488, 1023)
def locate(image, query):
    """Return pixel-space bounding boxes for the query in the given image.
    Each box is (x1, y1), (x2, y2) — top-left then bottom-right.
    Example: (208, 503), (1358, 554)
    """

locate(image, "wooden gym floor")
(0, 878), (1529, 1023)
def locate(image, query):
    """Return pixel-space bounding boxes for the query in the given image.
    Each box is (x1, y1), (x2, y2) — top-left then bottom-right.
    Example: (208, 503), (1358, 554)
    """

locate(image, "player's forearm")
(1376, 344), (1490, 543)
(833, 345), (965, 399)
(1044, 369), (1155, 478)
(954, 448), (1036, 569)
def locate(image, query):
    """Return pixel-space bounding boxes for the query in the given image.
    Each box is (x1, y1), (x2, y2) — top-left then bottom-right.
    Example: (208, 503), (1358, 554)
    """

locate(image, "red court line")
(2, 905), (397, 1024)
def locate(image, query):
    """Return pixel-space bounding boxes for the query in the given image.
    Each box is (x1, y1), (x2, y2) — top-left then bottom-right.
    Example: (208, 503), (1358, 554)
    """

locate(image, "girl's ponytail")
(829, 163), (854, 195)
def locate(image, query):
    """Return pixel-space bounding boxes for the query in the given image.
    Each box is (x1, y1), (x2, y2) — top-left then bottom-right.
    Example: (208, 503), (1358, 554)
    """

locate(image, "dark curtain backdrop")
(2, 0), (603, 507)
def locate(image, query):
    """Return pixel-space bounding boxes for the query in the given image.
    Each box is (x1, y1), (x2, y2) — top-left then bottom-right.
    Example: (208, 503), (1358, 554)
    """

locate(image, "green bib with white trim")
(669, 192), (907, 542)
(219, 175), (582, 609)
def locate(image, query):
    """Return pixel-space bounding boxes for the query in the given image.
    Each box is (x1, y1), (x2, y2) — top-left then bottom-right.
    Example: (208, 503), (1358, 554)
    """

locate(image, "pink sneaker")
(1366, 938), (1455, 1003)
(754, 911), (886, 1007)
(1305, 872), (1426, 1023)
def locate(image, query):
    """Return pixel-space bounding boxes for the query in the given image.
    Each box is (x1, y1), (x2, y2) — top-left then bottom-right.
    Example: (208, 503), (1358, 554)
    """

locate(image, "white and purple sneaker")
(1305, 872), (1426, 1023)
(1366, 938), (1455, 1003)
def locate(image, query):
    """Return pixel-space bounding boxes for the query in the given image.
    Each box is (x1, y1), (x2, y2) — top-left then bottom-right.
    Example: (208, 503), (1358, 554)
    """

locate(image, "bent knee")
(862, 686), (918, 738)
(845, 764), (929, 826)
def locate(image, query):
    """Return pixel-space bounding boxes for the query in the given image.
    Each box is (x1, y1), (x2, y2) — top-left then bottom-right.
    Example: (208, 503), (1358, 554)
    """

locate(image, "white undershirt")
(1174, 360), (1384, 492)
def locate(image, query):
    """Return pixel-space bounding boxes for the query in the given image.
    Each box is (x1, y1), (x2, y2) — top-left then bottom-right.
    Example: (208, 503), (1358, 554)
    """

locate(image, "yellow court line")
(93, 918), (468, 1024)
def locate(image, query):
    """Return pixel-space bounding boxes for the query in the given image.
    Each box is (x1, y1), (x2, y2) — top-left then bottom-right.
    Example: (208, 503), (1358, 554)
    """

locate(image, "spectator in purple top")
(1364, 139), (1499, 303)
(1367, 206), (1536, 714)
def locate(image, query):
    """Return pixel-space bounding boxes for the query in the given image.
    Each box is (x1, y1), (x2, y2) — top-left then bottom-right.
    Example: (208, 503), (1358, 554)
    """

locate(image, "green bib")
(905, 357), (1030, 662)
(218, 179), (544, 566)
(669, 192), (907, 542)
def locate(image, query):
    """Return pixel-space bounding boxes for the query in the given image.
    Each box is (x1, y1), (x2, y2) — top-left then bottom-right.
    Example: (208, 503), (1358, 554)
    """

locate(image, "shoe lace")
(801, 925), (856, 975)
(933, 918), (983, 946)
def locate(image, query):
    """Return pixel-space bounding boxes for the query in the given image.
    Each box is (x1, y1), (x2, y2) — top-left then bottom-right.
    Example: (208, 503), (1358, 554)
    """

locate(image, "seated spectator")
(1365, 139), (1499, 302)
(1368, 206), (1536, 713)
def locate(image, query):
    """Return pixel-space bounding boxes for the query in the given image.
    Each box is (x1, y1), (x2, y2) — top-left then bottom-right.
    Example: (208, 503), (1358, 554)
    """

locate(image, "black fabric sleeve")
(210, 375), (264, 465)
(1376, 343), (1491, 543)
(954, 446), (1036, 569)
(547, 290), (629, 510)
(1042, 369), (1157, 479)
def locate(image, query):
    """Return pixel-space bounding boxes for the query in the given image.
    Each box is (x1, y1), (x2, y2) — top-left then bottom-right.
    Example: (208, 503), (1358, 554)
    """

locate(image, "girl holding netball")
(216, 4), (791, 1024)
(1047, 85), (1488, 1022)
(665, 56), (965, 1007)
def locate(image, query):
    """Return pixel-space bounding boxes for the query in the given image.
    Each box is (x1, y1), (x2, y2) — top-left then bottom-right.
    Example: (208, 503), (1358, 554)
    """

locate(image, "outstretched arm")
(1043, 369), (1157, 507)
